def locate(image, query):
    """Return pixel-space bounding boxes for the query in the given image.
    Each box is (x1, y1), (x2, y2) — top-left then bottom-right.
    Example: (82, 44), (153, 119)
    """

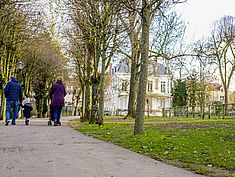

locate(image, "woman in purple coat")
(49, 78), (66, 126)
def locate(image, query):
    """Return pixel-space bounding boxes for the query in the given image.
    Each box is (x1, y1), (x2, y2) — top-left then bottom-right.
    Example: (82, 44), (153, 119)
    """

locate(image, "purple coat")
(50, 80), (66, 107)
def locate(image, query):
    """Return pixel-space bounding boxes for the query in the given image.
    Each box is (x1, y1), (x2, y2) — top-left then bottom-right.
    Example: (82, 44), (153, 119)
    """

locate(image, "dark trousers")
(6, 101), (19, 125)
(53, 106), (62, 123)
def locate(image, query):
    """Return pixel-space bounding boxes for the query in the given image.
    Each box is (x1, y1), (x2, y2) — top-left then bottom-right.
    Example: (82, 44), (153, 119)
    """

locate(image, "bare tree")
(202, 16), (235, 104)
(118, 0), (142, 119)
(134, 0), (152, 134)
(66, 0), (120, 125)
(134, 0), (186, 134)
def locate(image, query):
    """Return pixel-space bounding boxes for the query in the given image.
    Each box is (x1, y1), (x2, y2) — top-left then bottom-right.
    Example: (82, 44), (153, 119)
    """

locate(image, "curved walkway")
(0, 117), (206, 177)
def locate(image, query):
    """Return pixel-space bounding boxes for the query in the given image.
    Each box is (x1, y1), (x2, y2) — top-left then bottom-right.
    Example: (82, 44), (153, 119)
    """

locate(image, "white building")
(65, 85), (74, 106)
(105, 62), (172, 116)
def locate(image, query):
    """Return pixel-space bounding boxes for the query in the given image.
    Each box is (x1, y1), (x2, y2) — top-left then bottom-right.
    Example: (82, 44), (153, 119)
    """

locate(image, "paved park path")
(0, 117), (206, 177)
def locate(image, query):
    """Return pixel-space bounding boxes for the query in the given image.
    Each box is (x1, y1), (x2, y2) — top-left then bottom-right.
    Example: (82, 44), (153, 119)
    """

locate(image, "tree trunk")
(126, 32), (140, 119)
(73, 89), (81, 116)
(224, 86), (229, 104)
(90, 74), (99, 124)
(74, 96), (79, 116)
(84, 56), (92, 121)
(80, 85), (86, 121)
(36, 98), (43, 118)
(98, 53), (106, 126)
(224, 86), (228, 115)
(126, 55), (138, 119)
(90, 41), (99, 124)
(124, 7), (141, 119)
(84, 81), (91, 120)
(134, 0), (150, 135)
(42, 97), (48, 118)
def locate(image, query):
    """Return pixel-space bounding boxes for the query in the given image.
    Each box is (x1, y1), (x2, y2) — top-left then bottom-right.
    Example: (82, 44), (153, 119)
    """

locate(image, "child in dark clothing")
(22, 95), (33, 125)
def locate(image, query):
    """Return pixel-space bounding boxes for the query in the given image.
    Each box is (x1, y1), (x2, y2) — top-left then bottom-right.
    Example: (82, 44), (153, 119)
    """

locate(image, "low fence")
(61, 105), (74, 117)
(162, 103), (235, 119)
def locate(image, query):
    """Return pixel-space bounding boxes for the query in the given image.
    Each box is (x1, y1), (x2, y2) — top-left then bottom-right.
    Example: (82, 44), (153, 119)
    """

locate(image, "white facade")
(105, 73), (130, 116)
(64, 85), (74, 106)
(104, 63), (173, 116)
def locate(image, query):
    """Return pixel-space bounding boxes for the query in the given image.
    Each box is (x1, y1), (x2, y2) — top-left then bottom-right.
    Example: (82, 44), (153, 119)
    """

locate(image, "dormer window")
(161, 81), (166, 93)
(147, 81), (153, 92)
(121, 81), (128, 91)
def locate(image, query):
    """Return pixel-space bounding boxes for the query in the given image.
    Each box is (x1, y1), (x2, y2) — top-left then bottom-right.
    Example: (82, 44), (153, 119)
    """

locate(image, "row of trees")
(0, 0), (67, 119)
(65, 1), (235, 134)
(64, 0), (186, 134)
(33, 0), (235, 135)
(1, 1), (234, 135)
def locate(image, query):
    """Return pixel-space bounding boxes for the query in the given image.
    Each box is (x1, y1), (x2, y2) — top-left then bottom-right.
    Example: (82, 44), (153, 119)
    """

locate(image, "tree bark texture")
(90, 75), (99, 124)
(98, 54), (106, 126)
(126, 48), (139, 118)
(84, 69), (91, 121)
(134, 0), (150, 134)
(126, 28), (141, 118)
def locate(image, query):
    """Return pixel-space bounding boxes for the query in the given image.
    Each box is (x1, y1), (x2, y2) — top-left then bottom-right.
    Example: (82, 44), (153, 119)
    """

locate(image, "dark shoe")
(54, 123), (58, 126)
(5, 121), (10, 126)
(57, 121), (61, 126)
(11, 122), (16, 125)
(25, 120), (29, 125)
(48, 120), (52, 126)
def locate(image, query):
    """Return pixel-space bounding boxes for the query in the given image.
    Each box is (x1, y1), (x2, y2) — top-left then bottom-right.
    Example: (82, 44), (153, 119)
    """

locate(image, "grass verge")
(70, 118), (235, 177)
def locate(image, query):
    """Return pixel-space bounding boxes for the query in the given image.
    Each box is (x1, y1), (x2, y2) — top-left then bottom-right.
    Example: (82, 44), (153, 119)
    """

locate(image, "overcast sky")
(173, 0), (235, 91)
(174, 0), (235, 42)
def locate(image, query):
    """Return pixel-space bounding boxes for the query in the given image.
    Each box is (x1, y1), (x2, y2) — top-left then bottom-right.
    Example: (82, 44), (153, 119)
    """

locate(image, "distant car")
(228, 110), (235, 116)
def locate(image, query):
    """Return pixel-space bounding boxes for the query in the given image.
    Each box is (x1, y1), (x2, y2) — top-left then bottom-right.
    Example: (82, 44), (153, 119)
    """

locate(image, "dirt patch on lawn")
(148, 122), (235, 130)
(105, 117), (235, 129)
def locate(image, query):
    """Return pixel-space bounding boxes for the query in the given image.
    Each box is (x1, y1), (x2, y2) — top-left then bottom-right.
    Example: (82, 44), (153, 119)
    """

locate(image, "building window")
(147, 81), (153, 92)
(161, 100), (165, 108)
(220, 96), (224, 102)
(161, 81), (166, 93)
(121, 81), (128, 91)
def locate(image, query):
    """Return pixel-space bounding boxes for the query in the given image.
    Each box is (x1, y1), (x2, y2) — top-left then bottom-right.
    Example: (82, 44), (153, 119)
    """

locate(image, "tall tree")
(98, 1), (120, 125)
(31, 33), (65, 118)
(0, 0), (34, 120)
(134, 0), (152, 134)
(66, 0), (94, 121)
(209, 16), (235, 104)
(67, 0), (120, 124)
(66, 33), (87, 119)
(119, 0), (142, 119)
(134, 0), (186, 134)
(186, 71), (200, 117)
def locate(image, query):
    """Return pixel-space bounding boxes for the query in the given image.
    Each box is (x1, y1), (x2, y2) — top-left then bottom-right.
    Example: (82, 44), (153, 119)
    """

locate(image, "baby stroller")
(48, 104), (54, 126)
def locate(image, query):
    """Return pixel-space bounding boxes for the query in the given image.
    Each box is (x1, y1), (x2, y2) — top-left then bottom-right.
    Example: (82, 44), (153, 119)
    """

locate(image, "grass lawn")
(71, 117), (235, 177)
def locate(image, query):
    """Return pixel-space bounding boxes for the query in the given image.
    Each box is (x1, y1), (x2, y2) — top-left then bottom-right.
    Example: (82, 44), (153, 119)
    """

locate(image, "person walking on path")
(22, 95), (33, 125)
(4, 77), (23, 126)
(49, 77), (66, 126)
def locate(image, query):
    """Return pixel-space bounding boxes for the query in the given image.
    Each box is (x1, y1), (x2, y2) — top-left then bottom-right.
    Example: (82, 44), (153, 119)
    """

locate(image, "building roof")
(112, 61), (168, 75)
(157, 63), (168, 75)
(206, 83), (223, 91)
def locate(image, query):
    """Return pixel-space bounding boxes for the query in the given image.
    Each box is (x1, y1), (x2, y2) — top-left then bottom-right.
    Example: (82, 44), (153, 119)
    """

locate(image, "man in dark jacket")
(4, 77), (23, 125)
(49, 78), (66, 126)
